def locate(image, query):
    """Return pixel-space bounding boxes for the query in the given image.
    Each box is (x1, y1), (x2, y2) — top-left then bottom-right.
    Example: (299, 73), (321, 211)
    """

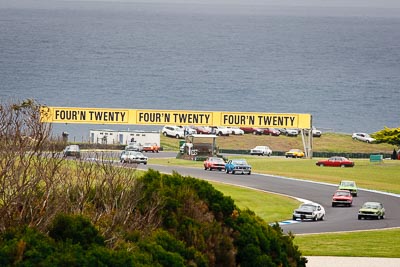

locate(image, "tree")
(371, 127), (400, 147)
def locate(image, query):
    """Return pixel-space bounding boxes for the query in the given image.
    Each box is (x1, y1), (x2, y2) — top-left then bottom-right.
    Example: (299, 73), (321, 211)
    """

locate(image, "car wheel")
(381, 214), (385, 219)
(175, 134), (180, 139)
(248, 172), (251, 175)
(358, 215), (362, 220)
(314, 215), (318, 221)
(320, 164), (324, 167)
(332, 203), (335, 207)
(292, 216), (296, 221)
(320, 215), (324, 221)
(163, 132), (167, 136)
(340, 164), (345, 168)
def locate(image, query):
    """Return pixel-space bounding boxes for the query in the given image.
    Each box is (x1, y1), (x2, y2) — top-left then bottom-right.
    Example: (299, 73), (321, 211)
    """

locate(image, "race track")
(135, 152), (400, 234)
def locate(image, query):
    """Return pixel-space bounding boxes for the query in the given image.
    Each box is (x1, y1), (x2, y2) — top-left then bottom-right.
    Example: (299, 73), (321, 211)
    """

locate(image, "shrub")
(48, 214), (104, 249)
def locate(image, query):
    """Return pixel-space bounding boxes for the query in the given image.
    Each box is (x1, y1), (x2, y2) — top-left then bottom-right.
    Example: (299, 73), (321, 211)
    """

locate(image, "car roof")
(363, 201), (381, 205)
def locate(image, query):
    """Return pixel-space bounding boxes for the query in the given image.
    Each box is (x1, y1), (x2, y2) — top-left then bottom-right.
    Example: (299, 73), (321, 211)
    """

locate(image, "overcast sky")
(1, 0), (400, 9)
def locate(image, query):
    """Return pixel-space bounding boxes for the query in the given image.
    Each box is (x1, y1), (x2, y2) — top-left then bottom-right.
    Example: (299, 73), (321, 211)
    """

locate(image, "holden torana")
(358, 202), (385, 220)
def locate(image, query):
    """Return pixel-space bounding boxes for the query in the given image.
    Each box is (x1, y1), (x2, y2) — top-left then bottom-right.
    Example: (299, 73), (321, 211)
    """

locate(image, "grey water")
(1, 1), (399, 141)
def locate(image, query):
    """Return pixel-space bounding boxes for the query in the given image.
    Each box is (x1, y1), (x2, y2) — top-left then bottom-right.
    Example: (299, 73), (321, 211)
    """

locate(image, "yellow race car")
(285, 149), (304, 158)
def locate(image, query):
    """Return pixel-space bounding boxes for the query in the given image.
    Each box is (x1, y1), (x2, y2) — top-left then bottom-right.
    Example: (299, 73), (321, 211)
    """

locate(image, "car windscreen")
(300, 204), (316, 211)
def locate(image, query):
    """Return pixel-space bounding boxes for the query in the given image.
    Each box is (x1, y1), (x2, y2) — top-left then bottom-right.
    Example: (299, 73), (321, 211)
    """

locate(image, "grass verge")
(209, 182), (300, 223)
(294, 229), (400, 257)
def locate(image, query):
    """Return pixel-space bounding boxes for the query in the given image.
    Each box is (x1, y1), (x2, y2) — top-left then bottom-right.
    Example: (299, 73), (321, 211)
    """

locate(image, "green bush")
(0, 169), (306, 267)
(48, 214), (104, 249)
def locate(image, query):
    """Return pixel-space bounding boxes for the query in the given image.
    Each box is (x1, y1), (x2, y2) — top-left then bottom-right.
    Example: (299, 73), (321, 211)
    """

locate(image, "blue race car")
(225, 159), (252, 175)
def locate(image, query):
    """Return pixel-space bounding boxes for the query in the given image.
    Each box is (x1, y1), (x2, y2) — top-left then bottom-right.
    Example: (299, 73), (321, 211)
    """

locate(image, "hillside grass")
(161, 132), (396, 154)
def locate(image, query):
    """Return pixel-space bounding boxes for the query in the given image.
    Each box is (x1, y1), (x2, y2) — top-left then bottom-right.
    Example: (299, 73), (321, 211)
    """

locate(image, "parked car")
(261, 128), (281, 136)
(194, 126), (212, 134)
(211, 126), (231, 136)
(240, 127), (263, 135)
(162, 125), (185, 138)
(285, 149), (304, 158)
(179, 126), (197, 135)
(250, 145), (272, 156)
(142, 143), (160, 153)
(358, 202), (385, 220)
(63, 145), (80, 158)
(225, 159), (252, 175)
(332, 190), (353, 207)
(120, 150), (148, 164)
(338, 180), (358, 196)
(292, 202), (325, 221)
(284, 128), (299, 137)
(316, 157), (354, 167)
(203, 157), (226, 171)
(352, 132), (375, 143)
(228, 127), (244, 135)
(312, 127), (322, 137)
(125, 142), (143, 152)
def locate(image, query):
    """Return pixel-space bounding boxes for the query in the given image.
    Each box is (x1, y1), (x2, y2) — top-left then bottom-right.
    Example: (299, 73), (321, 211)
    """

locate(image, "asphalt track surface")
(132, 151), (400, 235)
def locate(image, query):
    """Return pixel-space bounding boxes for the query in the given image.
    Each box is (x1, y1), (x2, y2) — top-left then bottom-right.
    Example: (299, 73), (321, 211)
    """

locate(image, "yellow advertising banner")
(40, 107), (311, 128)
(40, 107), (130, 124)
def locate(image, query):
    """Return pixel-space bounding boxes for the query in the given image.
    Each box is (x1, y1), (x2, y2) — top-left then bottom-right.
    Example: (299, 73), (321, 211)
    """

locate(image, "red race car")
(203, 157), (226, 171)
(332, 190), (353, 207)
(142, 143), (160, 153)
(316, 156), (354, 167)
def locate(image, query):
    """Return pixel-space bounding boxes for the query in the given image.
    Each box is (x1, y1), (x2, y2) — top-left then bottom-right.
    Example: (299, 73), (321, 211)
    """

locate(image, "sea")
(1, 1), (399, 141)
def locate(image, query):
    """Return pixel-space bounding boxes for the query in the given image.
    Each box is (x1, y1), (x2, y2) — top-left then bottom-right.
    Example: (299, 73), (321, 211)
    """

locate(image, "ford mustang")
(358, 202), (385, 220)
(292, 202), (325, 221)
(332, 190), (353, 207)
(316, 156), (354, 167)
(204, 157), (226, 171)
(225, 159), (251, 175)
